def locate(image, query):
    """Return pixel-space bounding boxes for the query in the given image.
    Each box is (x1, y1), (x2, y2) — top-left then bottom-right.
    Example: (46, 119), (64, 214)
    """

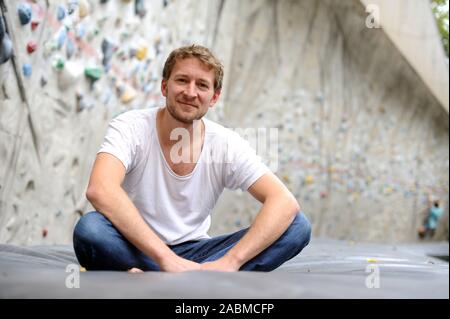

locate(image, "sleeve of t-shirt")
(223, 132), (271, 191)
(97, 112), (138, 173)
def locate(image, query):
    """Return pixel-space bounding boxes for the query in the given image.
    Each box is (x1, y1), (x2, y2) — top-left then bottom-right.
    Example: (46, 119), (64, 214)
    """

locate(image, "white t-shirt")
(97, 107), (270, 245)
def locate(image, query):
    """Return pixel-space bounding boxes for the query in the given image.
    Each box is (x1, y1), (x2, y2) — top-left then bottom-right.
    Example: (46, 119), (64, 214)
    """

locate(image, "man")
(73, 44), (311, 272)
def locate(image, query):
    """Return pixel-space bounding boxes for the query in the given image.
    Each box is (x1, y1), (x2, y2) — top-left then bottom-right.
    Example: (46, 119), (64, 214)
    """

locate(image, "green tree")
(431, 0), (449, 57)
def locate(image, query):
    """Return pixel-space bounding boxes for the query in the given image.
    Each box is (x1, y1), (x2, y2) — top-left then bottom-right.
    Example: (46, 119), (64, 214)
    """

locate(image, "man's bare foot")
(128, 267), (144, 273)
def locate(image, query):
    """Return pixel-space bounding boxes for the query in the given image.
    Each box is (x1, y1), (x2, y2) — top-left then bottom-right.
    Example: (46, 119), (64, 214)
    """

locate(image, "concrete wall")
(361, 0), (449, 113)
(0, 0), (448, 245)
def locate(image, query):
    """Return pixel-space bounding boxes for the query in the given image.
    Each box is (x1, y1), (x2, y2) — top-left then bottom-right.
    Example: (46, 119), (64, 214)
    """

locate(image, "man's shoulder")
(110, 108), (158, 132)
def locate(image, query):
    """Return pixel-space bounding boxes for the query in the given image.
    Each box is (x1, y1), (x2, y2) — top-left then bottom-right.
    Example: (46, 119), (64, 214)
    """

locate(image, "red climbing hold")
(27, 41), (37, 54)
(31, 21), (39, 31)
(42, 228), (48, 238)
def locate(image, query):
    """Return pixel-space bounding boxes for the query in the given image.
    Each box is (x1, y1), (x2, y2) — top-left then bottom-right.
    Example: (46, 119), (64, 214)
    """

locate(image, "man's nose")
(183, 82), (197, 98)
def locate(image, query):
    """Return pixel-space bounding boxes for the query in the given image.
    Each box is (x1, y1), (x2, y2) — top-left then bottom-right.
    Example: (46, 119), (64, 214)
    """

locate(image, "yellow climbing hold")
(305, 175), (314, 184)
(121, 85), (137, 103)
(79, 0), (90, 18)
(80, 266), (87, 272)
(136, 45), (148, 60)
(367, 258), (378, 263)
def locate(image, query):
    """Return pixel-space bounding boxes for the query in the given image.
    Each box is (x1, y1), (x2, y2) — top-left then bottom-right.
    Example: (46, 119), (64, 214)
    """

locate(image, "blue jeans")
(73, 211), (311, 272)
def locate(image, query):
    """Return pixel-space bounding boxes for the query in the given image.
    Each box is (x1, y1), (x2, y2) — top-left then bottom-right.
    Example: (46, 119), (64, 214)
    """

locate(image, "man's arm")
(201, 172), (300, 271)
(86, 152), (201, 272)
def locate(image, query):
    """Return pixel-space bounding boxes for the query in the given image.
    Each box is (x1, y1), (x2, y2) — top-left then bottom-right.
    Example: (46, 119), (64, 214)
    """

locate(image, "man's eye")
(199, 83), (209, 89)
(176, 79), (187, 83)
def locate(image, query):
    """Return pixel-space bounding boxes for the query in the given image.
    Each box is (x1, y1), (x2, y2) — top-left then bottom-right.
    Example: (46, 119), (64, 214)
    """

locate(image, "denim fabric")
(73, 211), (311, 272)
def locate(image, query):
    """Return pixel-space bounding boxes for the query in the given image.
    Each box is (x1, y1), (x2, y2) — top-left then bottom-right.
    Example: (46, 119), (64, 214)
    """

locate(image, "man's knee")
(73, 211), (108, 245)
(284, 212), (312, 251)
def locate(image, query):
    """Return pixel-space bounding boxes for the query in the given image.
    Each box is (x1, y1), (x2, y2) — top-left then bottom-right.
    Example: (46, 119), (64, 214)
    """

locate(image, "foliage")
(431, 0), (449, 56)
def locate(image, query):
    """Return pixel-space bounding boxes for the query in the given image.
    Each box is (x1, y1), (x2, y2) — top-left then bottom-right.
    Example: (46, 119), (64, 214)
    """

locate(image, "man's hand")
(159, 255), (202, 272)
(200, 256), (241, 272)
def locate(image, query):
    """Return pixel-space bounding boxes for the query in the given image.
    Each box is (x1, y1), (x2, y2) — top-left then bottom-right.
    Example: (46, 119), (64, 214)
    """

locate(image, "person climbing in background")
(73, 44), (311, 273)
(418, 195), (444, 239)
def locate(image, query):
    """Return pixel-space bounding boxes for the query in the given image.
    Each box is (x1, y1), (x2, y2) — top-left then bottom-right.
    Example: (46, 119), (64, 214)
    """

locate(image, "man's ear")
(161, 79), (167, 97)
(209, 90), (221, 107)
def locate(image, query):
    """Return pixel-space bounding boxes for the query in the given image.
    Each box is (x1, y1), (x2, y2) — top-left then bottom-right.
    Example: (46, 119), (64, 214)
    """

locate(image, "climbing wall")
(0, 0), (448, 245)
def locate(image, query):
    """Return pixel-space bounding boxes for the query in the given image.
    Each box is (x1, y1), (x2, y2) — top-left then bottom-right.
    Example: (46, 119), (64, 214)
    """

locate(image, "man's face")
(161, 57), (221, 124)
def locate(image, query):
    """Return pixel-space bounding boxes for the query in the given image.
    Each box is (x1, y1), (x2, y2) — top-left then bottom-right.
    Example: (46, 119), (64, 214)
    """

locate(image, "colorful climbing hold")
(0, 35), (13, 65)
(66, 39), (75, 58)
(54, 57), (65, 70)
(84, 66), (103, 81)
(135, 0), (147, 17)
(56, 27), (67, 49)
(79, 0), (90, 19)
(57, 5), (66, 21)
(42, 228), (48, 238)
(22, 63), (32, 77)
(305, 175), (314, 184)
(31, 20), (39, 31)
(120, 85), (137, 104)
(75, 23), (86, 39)
(136, 45), (148, 60)
(101, 38), (116, 69)
(26, 41), (37, 54)
(0, 18), (14, 65)
(18, 3), (32, 25)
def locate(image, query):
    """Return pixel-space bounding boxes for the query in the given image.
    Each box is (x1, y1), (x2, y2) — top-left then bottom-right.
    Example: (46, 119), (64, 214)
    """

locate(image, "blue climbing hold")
(75, 23), (85, 39)
(22, 63), (32, 77)
(66, 39), (75, 58)
(56, 27), (67, 49)
(135, 0), (146, 17)
(57, 5), (66, 21)
(18, 3), (32, 25)
(101, 38), (116, 70)
(1, 17), (14, 64)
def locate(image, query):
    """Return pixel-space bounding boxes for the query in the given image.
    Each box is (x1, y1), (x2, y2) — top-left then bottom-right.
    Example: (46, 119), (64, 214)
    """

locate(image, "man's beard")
(166, 101), (205, 124)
